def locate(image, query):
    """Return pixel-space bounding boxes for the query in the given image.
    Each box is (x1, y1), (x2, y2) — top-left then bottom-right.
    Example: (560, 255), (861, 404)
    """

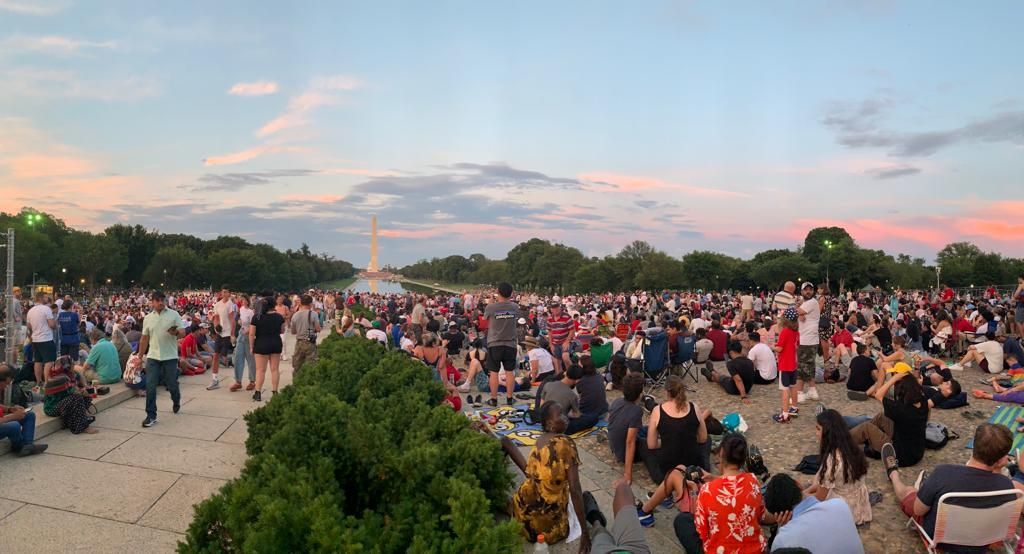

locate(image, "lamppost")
(823, 240), (834, 287)
(935, 264), (941, 291)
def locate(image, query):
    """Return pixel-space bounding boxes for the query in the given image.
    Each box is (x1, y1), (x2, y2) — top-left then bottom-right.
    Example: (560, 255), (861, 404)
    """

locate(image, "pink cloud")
(5, 154), (97, 177)
(280, 193), (345, 203)
(227, 81), (279, 96)
(202, 145), (303, 166)
(579, 172), (748, 197)
(380, 222), (519, 240)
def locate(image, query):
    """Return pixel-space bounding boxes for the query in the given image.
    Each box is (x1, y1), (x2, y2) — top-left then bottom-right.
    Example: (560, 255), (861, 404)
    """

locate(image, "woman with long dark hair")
(850, 371), (929, 466)
(808, 409), (871, 524)
(250, 295), (285, 402)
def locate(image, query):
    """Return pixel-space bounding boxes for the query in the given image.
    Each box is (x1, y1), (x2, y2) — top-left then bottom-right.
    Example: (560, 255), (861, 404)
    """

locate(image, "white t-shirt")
(366, 328), (388, 344)
(213, 300), (237, 338)
(238, 306), (255, 333)
(798, 298), (820, 346)
(528, 347), (555, 377)
(689, 318), (709, 332)
(610, 336), (624, 354)
(975, 340), (1004, 373)
(747, 342), (778, 380)
(741, 295), (754, 310)
(27, 304), (54, 342)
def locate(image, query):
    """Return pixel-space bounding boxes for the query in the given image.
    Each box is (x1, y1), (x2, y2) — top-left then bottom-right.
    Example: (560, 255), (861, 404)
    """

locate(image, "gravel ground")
(572, 361), (999, 554)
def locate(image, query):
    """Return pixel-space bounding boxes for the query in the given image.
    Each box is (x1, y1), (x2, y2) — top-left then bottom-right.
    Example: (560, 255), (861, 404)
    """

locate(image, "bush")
(181, 335), (522, 553)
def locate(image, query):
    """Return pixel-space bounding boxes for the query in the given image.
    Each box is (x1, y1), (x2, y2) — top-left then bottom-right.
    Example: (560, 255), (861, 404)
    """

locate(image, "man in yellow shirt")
(137, 291), (185, 428)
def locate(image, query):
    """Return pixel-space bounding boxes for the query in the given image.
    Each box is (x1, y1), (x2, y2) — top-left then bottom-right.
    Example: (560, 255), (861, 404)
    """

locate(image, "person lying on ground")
(585, 478), (652, 554)
(764, 473), (864, 554)
(881, 423), (1015, 554)
(701, 340), (755, 402)
(972, 354), (1024, 406)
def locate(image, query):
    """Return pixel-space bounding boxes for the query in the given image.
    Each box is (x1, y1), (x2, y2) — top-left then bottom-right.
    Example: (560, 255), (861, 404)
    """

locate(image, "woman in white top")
(232, 295), (256, 391)
(525, 335), (555, 382)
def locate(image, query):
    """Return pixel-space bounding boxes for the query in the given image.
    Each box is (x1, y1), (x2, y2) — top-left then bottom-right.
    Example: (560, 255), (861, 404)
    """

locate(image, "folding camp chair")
(906, 483), (1023, 554)
(670, 333), (699, 383)
(641, 327), (670, 396)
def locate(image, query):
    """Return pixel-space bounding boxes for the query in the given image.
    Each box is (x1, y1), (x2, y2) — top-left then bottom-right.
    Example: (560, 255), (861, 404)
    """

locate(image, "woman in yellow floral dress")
(501, 401), (590, 552)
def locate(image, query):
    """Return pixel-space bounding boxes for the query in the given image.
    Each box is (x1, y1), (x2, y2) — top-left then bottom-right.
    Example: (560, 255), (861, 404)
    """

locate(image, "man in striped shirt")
(547, 301), (575, 374)
(772, 281), (798, 314)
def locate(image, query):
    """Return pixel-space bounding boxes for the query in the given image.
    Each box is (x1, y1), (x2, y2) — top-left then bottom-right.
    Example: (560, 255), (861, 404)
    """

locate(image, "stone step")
(1, 383), (137, 456)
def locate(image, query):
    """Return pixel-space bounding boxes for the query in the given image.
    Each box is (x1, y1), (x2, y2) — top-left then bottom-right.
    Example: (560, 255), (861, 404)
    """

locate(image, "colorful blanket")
(966, 405), (1024, 452)
(478, 404), (608, 447)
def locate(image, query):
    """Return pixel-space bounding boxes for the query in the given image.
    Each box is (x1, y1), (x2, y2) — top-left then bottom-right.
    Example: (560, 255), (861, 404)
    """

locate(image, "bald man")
(773, 281), (798, 314)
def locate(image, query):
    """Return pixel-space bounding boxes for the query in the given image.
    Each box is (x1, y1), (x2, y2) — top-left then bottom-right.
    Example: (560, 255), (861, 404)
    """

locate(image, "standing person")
(797, 282), (821, 402)
(250, 295), (285, 402)
(138, 291), (185, 428)
(772, 281), (798, 314)
(1013, 275), (1024, 338)
(26, 292), (57, 385)
(274, 295), (291, 361)
(818, 284), (834, 371)
(231, 295), (256, 392)
(410, 296), (428, 345)
(483, 283), (519, 407)
(207, 287), (237, 391)
(773, 308), (800, 423)
(288, 294), (321, 373)
(546, 301), (575, 374)
(57, 298), (81, 362)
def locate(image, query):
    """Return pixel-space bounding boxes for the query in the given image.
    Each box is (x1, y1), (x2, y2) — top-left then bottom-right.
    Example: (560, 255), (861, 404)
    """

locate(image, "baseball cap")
(372, 320), (382, 329)
(801, 282), (815, 290)
(199, 322), (211, 329)
(517, 317), (526, 324)
(449, 321), (458, 327)
(887, 361), (913, 374)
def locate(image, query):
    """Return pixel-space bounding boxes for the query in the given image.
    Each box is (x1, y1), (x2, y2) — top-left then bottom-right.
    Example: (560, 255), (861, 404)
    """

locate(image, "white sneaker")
(457, 382), (471, 393)
(807, 388), (820, 401)
(206, 379), (220, 391)
(797, 392), (807, 403)
(949, 363), (964, 371)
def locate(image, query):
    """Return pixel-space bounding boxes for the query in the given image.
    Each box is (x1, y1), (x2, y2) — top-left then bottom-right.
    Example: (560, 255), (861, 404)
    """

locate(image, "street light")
(824, 240), (834, 287)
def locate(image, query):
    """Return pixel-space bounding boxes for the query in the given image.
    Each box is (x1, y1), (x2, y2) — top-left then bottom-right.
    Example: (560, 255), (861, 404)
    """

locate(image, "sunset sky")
(2, 0), (1022, 267)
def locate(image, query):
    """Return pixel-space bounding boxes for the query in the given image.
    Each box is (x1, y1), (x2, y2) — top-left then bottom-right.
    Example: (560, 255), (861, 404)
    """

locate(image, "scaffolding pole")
(4, 228), (14, 406)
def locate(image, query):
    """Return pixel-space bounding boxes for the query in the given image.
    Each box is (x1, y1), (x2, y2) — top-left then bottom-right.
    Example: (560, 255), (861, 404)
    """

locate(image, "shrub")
(181, 336), (521, 553)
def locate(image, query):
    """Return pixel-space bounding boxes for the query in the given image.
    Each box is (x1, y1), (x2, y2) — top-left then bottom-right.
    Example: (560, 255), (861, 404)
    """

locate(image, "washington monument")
(368, 214), (379, 272)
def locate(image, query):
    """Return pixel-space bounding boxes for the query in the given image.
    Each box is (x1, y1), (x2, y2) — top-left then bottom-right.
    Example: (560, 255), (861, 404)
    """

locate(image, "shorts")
(485, 345), (517, 373)
(981, 359), (990, 373)
(899, 491), (923, 525)
(214, 336), (233, 356)
(589, 506), (652, 554)
(797, 345), (817, 381)
(779, 371), (796, 388)
(32, 340), (56, 363)
(551, 341), (572, 360)
(717, 375), (741, 395)
(1016, 306), (1024, 324)
(60, 342), (80, 361)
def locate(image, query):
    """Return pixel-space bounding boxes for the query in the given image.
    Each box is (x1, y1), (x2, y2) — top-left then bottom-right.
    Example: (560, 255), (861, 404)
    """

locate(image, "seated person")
(700, 341), (755, 400)
(0, 365), (48, 456)
(607, 373), (646, 484)
(178, 324), (208, 375)
(498, 402), (590, 549)
(75, 328), (122, 385)
(43, 356), (98, 435)
(744, 332), (778, 385)
(586, 479), (652, 554)
(828, 325), (856, 369)
(881, 423), (1016, 553)
(694, 328), (713, 368)
(706, 322), (730, 362)
(764, 473), (864, 554)
(849, 371), (928, 466)
(195, 323), (216, 366)
(846, 343), (881, 400)
(951, 332), (1003, 373)
(576, 356), (608, 418)
(687, 434), (766, 554)
(539, 364), (600, 434)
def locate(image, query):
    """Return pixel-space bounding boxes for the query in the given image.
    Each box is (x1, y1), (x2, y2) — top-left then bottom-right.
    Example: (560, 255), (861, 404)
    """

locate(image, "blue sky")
(1, 0), (1022, 267)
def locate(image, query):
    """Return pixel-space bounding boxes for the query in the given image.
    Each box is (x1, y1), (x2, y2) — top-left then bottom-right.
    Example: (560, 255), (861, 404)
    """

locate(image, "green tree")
(936, 242), (983, 286)
(679, 251), (739, 290)
(803, 227), (855, 263)
(142, 245), (204, 288)
(105, 223), (158, 284)
(749, 253), (818, 290)
(62, 231), (129, 286)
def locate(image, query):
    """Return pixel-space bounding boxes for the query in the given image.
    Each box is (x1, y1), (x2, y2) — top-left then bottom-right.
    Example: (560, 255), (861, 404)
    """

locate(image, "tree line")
(2, 209), (356, 292)
(400, 226), (1024, 293)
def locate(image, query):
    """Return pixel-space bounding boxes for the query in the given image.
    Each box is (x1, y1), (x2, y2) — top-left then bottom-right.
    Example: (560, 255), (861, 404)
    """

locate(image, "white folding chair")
(906, 487), (1023, 553)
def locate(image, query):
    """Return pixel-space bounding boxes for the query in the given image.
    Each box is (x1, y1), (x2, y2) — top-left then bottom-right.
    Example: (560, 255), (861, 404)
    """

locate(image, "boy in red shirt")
(772, 308), (799, 423)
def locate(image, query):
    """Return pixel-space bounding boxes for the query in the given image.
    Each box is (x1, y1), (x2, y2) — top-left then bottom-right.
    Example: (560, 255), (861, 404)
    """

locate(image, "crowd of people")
(3, 275), (1024, 552)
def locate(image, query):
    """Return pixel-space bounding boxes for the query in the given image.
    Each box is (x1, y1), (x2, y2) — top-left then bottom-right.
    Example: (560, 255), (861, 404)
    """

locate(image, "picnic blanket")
(966, 405), (1024, 452)
(481, 403), (608, 447)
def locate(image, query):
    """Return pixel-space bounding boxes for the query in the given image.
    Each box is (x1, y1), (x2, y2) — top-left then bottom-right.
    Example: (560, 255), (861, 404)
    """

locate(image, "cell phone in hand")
(24, 406), (32, 412)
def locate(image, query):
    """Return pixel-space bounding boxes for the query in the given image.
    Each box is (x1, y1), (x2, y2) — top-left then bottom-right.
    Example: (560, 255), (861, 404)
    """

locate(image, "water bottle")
(534, 534), (549, 553)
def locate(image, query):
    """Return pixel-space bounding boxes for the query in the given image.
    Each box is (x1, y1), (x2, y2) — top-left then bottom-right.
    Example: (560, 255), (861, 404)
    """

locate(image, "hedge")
(180, 333), (522, 553)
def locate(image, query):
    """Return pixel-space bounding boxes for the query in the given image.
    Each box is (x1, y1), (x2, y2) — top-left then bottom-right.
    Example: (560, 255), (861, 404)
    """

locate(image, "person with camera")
(289, 294), (321, 373)
(687, 434), (767, 554)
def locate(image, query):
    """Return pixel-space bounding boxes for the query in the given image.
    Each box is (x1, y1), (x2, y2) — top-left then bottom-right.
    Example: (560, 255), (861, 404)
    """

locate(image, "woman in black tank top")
(646, 376), (708, 481)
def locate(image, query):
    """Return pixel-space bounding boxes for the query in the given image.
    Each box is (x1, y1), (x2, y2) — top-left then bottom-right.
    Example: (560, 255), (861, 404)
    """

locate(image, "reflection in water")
(347, 279), (409, 294)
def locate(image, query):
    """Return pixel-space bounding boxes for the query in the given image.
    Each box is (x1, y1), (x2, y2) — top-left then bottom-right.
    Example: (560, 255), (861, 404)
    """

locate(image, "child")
(973, 354), (1024, 414)
(441, 360), (462, 411)
(772, 307), (799, 423)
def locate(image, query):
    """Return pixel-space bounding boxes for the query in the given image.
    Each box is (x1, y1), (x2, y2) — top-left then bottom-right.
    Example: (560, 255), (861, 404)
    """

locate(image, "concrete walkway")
(0, 356), (287, 553)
